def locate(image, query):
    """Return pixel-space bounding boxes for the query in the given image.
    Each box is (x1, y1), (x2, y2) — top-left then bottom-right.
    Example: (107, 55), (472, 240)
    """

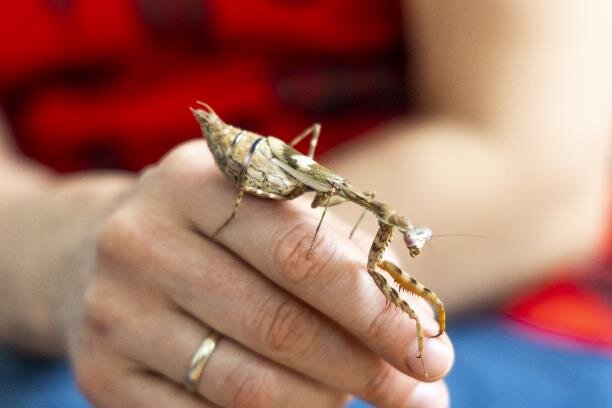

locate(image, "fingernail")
(406, 381), (449, 408)
(406, 338), (451, 379)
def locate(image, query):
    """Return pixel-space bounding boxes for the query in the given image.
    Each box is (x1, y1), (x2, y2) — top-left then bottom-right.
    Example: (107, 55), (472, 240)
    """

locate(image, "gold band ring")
(184, 330), (222, 392)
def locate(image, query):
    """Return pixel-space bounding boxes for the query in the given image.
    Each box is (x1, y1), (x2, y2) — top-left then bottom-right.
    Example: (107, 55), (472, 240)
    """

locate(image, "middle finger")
(170, 144), (454, 381)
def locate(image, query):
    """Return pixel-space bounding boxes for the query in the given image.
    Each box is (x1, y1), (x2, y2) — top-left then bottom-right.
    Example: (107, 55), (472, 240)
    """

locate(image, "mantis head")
(403, 225), (432, 257)
(383, 213), (432, 257)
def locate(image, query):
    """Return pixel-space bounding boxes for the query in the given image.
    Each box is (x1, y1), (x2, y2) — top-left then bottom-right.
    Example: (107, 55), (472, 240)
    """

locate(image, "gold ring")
(184, 330), (222, 392)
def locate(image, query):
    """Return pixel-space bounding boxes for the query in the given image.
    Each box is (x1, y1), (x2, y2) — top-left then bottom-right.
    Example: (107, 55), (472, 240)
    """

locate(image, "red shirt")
(0, 0), (405, 171)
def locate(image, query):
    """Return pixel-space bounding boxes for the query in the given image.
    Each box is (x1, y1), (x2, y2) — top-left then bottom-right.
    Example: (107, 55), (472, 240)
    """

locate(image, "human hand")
(64, 141), (453, 407)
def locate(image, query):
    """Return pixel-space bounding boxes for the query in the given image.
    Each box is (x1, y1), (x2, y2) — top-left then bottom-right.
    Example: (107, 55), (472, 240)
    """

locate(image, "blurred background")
(0, 1), (408, 171)
(0, 1), (610, 407)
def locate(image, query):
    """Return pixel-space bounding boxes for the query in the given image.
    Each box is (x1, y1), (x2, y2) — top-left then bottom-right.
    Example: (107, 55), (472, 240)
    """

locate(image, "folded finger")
(74, 339), (215, 408)
(112, 305), (345, 408)
(119, 370), (220, 408)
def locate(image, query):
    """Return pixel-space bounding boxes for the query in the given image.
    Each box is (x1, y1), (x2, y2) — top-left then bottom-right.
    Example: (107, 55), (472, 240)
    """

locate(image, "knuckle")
(82, 281), (122, 339)
(226, 362), (273, 408)
(95, 209), (154, 268)
(95, 211), (132, 264)
(360, 363), (395, 403)
(158, 140), (216, 187)
(272, 220), (341, 287)
(136, 163), (159, 188)
(249, 295), (320, 357)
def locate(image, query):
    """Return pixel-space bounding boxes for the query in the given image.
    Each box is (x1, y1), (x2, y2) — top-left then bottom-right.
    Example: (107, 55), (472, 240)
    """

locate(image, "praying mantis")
(191, 102), (446, 377)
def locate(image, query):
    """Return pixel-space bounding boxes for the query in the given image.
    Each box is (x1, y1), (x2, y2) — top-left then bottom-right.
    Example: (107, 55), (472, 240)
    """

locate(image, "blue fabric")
(445, 318), (612, 408)
(0, 348), (88, 408)
(2, 317), (611, 408)
(348, 317), (612, 408)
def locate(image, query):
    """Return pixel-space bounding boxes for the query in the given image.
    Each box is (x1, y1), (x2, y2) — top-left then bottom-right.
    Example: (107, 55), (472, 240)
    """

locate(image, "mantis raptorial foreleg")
(367, 222), (431, 377)
(367, 268), (427, 376)
(378, 260), (446, 338)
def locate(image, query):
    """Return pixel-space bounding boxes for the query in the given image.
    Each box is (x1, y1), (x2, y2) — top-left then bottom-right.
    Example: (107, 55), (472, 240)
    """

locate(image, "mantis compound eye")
(403, 226), (432, 257)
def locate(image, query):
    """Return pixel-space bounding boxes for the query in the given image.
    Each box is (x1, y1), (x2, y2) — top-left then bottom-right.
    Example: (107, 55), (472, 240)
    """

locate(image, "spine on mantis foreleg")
(378, 260), (446, 338)
(368, 270), (425, 340)
(368, 268), (428, 350)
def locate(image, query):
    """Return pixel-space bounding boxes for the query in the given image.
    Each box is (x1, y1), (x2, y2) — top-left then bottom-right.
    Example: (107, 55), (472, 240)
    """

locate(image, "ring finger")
(109, 300), (345, 408)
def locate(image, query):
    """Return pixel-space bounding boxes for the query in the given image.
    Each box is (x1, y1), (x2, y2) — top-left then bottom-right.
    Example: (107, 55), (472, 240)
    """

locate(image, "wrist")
(52, 172), (136, 354)
(0, 169), (135, 355)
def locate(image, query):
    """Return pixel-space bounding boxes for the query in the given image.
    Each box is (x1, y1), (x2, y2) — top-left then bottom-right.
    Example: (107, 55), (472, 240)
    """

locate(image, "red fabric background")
(0, 0), (405, 171)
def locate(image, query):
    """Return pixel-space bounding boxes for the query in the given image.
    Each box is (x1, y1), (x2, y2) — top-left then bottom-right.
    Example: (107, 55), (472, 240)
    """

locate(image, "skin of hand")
(0, 138), (453, 407)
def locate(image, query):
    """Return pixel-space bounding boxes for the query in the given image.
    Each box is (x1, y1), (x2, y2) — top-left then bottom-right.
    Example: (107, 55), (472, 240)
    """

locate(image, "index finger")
(168, 141), (454, 381)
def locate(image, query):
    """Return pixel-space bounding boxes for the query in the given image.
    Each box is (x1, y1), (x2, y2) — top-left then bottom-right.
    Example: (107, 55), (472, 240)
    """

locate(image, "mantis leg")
(213, 186), (289, 237)
(307, 186), (338, 258)
(213, 188), (246, 238)
(311, 190), (376, 239)
(377, 259), (446, 339)
(368, 268), (428, 378)
(367, 222), (429, 378)
(289, 123), (321, 158)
